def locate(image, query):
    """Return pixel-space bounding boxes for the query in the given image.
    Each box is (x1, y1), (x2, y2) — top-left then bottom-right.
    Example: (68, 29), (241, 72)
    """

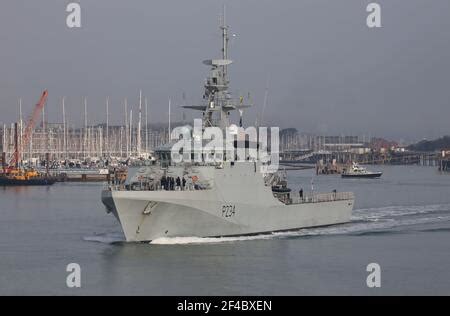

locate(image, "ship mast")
(182, 8), (250, 131)
(221, 6), (228, 75)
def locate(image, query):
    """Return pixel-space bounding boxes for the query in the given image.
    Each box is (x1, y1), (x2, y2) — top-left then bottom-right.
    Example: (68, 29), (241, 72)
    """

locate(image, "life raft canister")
(271, 186), (291, 193)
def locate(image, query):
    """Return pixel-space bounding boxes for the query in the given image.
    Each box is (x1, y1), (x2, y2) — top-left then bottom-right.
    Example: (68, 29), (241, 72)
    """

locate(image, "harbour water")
(0, 165), (449, 295)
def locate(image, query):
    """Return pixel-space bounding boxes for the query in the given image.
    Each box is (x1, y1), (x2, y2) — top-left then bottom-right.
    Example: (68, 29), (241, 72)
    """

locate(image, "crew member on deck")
(182, 177), (186, 190)
(161, 176), (166, 190)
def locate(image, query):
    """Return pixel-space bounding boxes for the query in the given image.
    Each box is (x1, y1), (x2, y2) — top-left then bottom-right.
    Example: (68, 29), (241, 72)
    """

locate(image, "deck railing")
(105, 181), (211, 192)
(290, 191), (354, 204)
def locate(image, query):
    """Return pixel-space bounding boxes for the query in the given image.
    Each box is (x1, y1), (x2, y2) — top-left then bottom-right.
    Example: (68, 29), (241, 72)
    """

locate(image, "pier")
(57, 170), (112, 182)
(279, 149), (444, 175)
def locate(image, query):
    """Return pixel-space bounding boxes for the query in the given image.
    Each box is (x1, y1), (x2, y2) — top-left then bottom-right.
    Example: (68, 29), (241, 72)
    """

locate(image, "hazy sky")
(1, 0), (449, 141)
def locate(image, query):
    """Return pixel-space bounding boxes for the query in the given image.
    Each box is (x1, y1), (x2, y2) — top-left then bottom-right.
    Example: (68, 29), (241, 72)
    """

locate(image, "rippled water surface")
(1, 165), (449, 295)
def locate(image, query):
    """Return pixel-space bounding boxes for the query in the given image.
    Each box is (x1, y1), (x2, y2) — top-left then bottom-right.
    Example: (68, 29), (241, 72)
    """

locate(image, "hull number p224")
(222, 205), (236, 218)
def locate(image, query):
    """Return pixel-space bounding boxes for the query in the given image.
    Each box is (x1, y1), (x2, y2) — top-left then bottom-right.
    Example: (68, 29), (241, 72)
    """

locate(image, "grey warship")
(101, 17), (355, 242)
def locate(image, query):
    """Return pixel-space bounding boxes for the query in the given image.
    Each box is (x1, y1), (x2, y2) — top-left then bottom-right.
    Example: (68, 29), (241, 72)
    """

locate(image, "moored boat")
(0, 169), (56, 186)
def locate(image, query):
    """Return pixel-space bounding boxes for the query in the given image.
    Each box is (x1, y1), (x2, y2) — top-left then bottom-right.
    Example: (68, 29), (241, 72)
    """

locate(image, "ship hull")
(102, 163), (354, 242)
(102, 189), (353, 241)
(341, 172), (382, 178)
(0, 177), (57, 186)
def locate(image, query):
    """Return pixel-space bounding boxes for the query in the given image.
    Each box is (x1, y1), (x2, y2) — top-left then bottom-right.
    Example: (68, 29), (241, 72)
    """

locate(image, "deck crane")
(6, 90), (48, 172)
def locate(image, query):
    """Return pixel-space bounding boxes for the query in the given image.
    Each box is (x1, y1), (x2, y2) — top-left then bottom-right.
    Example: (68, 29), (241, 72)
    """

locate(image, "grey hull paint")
(101, 163), (354, 242)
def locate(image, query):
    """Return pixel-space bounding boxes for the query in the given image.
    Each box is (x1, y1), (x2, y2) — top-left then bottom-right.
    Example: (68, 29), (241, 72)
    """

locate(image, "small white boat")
(342, 163), (382, 178)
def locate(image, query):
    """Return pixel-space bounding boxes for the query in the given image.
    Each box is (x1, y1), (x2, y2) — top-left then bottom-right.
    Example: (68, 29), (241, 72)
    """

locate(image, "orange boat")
(0, 169), (56, 186)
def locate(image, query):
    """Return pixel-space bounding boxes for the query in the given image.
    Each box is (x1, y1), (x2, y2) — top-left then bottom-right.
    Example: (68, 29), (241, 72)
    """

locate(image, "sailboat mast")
(124, 98), (128, 157)
(84, 97), (87, 160)
(62, 97), (66, 160)
(106, 97), (109, 157)
(138, 90), (142, 156)
(168, 97), (171, 140)
(19, 98), (23, 164)
(42, 101), (46, 159)
(145, 97), (148, 154)
(261, 75), (270, 127)
(129, 109), (133, 155)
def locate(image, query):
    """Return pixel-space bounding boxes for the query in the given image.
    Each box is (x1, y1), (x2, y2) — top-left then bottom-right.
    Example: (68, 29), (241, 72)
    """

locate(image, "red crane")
(7, 90), (48, 171)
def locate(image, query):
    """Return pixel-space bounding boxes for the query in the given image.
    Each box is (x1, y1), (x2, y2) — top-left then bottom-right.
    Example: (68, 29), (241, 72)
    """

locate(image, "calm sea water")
(1, 165), (449, 295)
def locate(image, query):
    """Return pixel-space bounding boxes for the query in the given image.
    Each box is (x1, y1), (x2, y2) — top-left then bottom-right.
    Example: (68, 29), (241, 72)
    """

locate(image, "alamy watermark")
(366, 262), (381, 288)
(64, 3), (381, 30)
(366, 3), (382, 28)
(66, 263), (81, 288)
(170, 119), (280, 173)
(66, 3), (81, 28)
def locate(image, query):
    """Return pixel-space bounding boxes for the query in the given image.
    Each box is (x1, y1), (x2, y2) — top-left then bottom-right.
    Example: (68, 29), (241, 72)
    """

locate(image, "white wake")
(149, 203), (450, 245)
